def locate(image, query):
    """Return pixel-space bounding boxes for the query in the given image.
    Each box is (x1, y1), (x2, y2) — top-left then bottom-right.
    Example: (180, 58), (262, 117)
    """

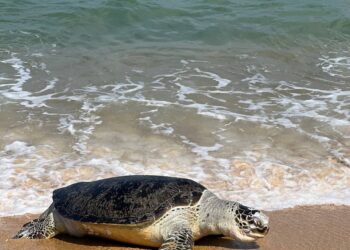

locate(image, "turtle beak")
(246, 224), (269, 239)
(253, 225), (269, 236)
(249, 212), (269, 238)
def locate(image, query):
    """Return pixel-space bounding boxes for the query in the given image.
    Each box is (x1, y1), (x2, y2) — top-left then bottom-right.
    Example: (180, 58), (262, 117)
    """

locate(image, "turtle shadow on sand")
(56, 234), (259, 249)
(56, 234), (149, 249)
(196, 236), (260, 249)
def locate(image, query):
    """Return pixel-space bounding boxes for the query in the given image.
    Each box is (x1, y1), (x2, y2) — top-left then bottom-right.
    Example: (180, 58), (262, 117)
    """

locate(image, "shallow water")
(0, 0), (349, 215)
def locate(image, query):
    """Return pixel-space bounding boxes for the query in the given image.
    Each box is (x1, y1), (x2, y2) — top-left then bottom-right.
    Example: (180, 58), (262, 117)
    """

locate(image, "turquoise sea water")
(0, 0), (349, 215)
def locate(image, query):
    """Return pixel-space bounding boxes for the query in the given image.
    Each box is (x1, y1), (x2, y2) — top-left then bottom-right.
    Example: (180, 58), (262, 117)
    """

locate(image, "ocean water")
(0, 0), (349, 215)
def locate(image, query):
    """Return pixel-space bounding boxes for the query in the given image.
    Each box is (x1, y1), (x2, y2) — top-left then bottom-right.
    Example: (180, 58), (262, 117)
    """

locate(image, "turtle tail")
(13, 205), (59, 239)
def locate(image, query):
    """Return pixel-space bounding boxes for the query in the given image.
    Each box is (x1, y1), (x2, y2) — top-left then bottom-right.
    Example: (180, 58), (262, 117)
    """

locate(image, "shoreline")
(1, 204), (349, 250)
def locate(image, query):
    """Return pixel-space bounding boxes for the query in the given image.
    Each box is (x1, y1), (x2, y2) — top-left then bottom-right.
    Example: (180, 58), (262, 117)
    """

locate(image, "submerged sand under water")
(0, 125), (349, 215)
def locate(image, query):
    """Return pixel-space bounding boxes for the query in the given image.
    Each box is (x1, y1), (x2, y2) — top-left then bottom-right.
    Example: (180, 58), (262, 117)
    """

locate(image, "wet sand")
(1, 205), (349, 250)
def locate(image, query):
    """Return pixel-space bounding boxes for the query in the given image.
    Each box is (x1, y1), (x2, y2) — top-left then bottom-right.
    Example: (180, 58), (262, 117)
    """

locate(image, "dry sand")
(1, 205), (349, 250)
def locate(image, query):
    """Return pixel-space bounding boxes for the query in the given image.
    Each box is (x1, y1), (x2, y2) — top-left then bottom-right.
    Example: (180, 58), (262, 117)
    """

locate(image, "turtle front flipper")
(160, 226), (194, 250)
(14, 210), (59, 239)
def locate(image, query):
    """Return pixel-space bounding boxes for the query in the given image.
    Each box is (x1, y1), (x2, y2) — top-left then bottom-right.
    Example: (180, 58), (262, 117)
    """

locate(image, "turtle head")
(230, 203), (269, 242)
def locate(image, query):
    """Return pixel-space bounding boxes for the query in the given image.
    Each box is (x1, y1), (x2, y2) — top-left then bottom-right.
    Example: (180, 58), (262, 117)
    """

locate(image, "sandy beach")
(1, 205), (349, 250)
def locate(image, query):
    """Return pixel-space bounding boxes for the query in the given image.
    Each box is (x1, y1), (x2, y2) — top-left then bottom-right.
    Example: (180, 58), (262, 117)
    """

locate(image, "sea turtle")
(14, 175), (269, 249)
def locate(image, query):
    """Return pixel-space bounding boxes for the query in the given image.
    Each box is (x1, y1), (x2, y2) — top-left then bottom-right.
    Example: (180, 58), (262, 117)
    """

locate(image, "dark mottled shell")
(53, 175), (206, 224)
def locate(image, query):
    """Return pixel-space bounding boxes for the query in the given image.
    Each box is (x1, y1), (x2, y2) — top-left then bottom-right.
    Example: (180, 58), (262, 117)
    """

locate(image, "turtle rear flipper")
(13, 212), (58, 239)
(160, 225), (194, 250)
